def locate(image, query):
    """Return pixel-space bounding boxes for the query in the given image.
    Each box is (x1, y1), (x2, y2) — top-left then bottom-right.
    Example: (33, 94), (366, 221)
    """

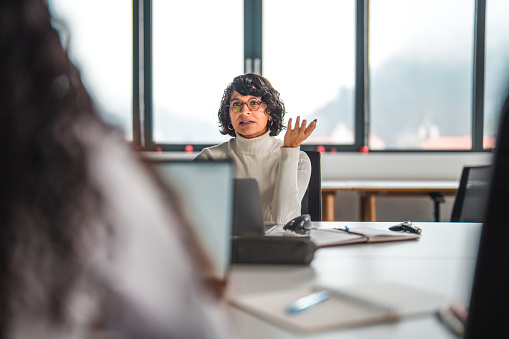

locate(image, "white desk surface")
(322, 180), (459, 190)
(226, 222), (481, 339)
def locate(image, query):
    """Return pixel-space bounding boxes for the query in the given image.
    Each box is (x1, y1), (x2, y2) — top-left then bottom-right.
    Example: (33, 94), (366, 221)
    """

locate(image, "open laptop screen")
(150, 159), (234, 281)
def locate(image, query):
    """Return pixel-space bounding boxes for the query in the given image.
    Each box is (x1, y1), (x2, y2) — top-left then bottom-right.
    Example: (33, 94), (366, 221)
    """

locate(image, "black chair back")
(301, 150), (322, 221)
(450, 165), (491, 222)
(464, 92), (509, 338)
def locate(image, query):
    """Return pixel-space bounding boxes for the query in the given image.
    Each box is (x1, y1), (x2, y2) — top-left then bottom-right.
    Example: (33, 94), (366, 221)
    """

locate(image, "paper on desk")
(264, 225), (310, 238)
(228, 282), (447, 334)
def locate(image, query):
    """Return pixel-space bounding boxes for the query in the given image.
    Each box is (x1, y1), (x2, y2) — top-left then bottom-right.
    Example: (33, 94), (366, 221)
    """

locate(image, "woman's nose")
(240, 103), (251, 113)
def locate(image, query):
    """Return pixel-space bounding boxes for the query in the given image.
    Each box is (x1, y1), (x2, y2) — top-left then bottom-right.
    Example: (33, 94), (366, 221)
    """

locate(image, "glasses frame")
(229, 98), (264, 112)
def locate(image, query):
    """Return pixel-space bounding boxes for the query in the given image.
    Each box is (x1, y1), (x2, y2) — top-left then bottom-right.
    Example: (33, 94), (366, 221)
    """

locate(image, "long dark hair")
(0, 0), (214, 336)
(0, 0), (102, 330)
(218, 73), (286, 137)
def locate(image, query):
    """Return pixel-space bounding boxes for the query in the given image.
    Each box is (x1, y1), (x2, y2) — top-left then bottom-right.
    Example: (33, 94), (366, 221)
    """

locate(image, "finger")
(287, 117), (293, 130)
(304, 119), (317, 136)
(300, 119), (308, 131)
(295, 116), (301, 132)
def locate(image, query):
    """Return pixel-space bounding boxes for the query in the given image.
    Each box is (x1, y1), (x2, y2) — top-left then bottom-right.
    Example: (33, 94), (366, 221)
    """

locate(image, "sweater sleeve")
(194, 149), (213, 161)
(194, 146), (230, 161)
(270, 148), (311, 225)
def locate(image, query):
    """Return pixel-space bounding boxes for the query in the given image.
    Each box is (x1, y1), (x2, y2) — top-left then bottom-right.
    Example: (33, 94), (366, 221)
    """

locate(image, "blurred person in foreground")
(0, 0), (231, 338)
(195, 73), (317, 226)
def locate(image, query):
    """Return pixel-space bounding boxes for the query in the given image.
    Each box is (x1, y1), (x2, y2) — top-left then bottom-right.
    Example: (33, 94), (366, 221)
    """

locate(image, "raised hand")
(283, 116), (317, 148)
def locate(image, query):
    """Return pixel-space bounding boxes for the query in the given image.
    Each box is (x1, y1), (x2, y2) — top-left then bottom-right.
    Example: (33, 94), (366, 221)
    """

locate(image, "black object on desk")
(283, 214), (312, 235)
(231, 235), (316, 265)
(388, 221), (422, 234)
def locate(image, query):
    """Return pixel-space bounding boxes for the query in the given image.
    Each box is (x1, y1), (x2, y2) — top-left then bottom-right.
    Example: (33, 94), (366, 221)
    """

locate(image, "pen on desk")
(437, 307), (465, 336)
(265, 225), (277, 234)
(333, 226), (370, 238)
(286, 289), (329, 315)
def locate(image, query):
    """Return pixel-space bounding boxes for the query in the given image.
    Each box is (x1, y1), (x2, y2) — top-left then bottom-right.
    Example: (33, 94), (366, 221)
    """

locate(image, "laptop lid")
(149, 159), (234, 281)
(233, 178), (265, 236)
(464, 94), (509, 338)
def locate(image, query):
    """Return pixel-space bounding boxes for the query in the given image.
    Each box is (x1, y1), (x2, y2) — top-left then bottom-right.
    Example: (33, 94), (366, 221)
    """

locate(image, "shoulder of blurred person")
(0, 0), (232, 338)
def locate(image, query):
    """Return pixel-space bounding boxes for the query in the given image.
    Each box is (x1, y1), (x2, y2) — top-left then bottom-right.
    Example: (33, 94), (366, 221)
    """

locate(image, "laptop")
(464, 94), (509, 338)
(149, 159), (234, 281)
(232, 178), (265, 236)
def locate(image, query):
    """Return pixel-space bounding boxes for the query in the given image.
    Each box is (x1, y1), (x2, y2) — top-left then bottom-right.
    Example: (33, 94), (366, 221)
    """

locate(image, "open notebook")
(310, 227), (420, 247)
(268, 226), (420, 248)
(229, 282), (447, 333)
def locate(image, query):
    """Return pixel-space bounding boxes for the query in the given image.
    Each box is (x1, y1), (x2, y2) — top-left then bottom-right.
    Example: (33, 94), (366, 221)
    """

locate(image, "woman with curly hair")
(195, 73), (317, 225)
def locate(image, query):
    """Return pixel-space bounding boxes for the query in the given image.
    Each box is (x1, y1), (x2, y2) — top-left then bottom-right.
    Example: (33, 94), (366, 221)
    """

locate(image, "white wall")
(144, 151), (493, 222)
(321, 152), (492, 180)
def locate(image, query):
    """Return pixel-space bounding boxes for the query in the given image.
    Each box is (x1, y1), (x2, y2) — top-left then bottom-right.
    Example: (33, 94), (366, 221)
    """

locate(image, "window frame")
(133, 0), (490, 153)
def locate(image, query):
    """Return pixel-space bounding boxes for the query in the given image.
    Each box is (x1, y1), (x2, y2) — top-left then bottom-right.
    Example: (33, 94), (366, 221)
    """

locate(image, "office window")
(152, 0), (243, 144)
(484, 0), (509, 149)
(263, 0), (356, 146)
(370, 0), (474, 150)
(48, 0), (133, 139)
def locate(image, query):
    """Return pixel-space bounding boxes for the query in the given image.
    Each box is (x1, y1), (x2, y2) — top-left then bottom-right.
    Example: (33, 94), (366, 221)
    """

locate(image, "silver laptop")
(149, 159), (234, 280)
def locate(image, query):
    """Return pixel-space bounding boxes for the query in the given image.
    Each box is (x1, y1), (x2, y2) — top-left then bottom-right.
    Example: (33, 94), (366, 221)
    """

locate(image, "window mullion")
(244, 0), (262, 74)
(355, 0), (368, 151)
(472, 0), (486, 151)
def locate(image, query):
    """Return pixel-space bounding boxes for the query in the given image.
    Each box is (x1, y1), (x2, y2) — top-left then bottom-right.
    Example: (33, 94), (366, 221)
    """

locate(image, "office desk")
(226, 222), (481, 339)
(321, 180), (459, 221)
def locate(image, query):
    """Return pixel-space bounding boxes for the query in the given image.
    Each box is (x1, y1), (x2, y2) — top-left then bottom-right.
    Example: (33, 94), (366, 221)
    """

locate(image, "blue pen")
(286, 289), (330, 315)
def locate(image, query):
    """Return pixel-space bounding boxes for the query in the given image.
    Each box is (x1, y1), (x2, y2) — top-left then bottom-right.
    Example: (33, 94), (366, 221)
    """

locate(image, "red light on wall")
(330, 147), (337, 153)
(156, 147), (162, 152)
(360, 145), (369, 153)
(184, 144), (194, 153)
(316, 145), (326, 153)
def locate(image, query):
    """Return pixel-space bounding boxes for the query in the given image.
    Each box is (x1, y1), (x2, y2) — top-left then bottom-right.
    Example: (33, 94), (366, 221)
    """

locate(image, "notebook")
(267, 226), (420, 247)
(149, 159), (234, 280)
(309, 227), (420, 247)
(229, 282), (447, 333)
(232, 178), (265, 236)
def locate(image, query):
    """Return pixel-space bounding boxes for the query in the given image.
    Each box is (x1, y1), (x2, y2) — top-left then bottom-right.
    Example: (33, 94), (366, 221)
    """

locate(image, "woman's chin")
(235, 125), (259, 138)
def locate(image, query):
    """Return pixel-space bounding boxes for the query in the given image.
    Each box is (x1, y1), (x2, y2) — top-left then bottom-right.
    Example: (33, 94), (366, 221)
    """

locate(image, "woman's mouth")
(239, 121), (254, 126)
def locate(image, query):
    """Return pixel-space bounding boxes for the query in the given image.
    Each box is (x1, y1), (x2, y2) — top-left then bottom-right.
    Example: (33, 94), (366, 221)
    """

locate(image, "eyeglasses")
(229, 99), (263, 112)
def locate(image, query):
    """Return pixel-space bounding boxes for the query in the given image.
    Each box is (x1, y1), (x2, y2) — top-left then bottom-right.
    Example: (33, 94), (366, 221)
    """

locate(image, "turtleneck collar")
(233, 130), (277, 155)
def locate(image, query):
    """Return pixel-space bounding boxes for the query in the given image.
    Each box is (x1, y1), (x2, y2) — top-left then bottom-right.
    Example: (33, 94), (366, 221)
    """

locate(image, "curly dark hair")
(218, 73), (286, 137)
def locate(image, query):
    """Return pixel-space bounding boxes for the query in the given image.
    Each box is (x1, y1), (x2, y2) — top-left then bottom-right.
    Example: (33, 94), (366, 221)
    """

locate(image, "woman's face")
(229, 91), (271, 139)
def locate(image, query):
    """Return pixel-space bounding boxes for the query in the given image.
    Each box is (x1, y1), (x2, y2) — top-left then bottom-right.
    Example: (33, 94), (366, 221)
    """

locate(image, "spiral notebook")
(229, 282), (447, 333)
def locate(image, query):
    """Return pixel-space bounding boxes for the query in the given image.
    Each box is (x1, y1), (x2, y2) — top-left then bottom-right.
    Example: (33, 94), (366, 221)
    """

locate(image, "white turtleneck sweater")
(195, 131), (311, 225)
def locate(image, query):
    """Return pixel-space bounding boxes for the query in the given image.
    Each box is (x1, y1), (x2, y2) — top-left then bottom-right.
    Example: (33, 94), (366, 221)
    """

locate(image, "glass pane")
(484, 0), (509, 149)
(263, 0), (356, 146)
(370, 0), (474, 150)
(48, 0), (133, 139)
(152, 0), (243, 144)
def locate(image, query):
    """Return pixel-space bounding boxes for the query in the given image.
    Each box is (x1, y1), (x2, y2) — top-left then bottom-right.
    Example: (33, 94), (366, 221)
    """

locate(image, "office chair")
(301, 150), (322, 221)
(450, 165), (492, 222)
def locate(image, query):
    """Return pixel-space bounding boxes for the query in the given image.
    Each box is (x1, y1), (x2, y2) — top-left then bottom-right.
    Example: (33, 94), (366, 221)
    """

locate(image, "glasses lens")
(230, 101), (241, 112)
(247, 100), (261, 111)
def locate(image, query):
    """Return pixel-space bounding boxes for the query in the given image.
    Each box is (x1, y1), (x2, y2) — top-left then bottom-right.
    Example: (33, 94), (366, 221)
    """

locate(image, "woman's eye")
(231, 102), (241, 107)
(249, 100), (260, 106)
